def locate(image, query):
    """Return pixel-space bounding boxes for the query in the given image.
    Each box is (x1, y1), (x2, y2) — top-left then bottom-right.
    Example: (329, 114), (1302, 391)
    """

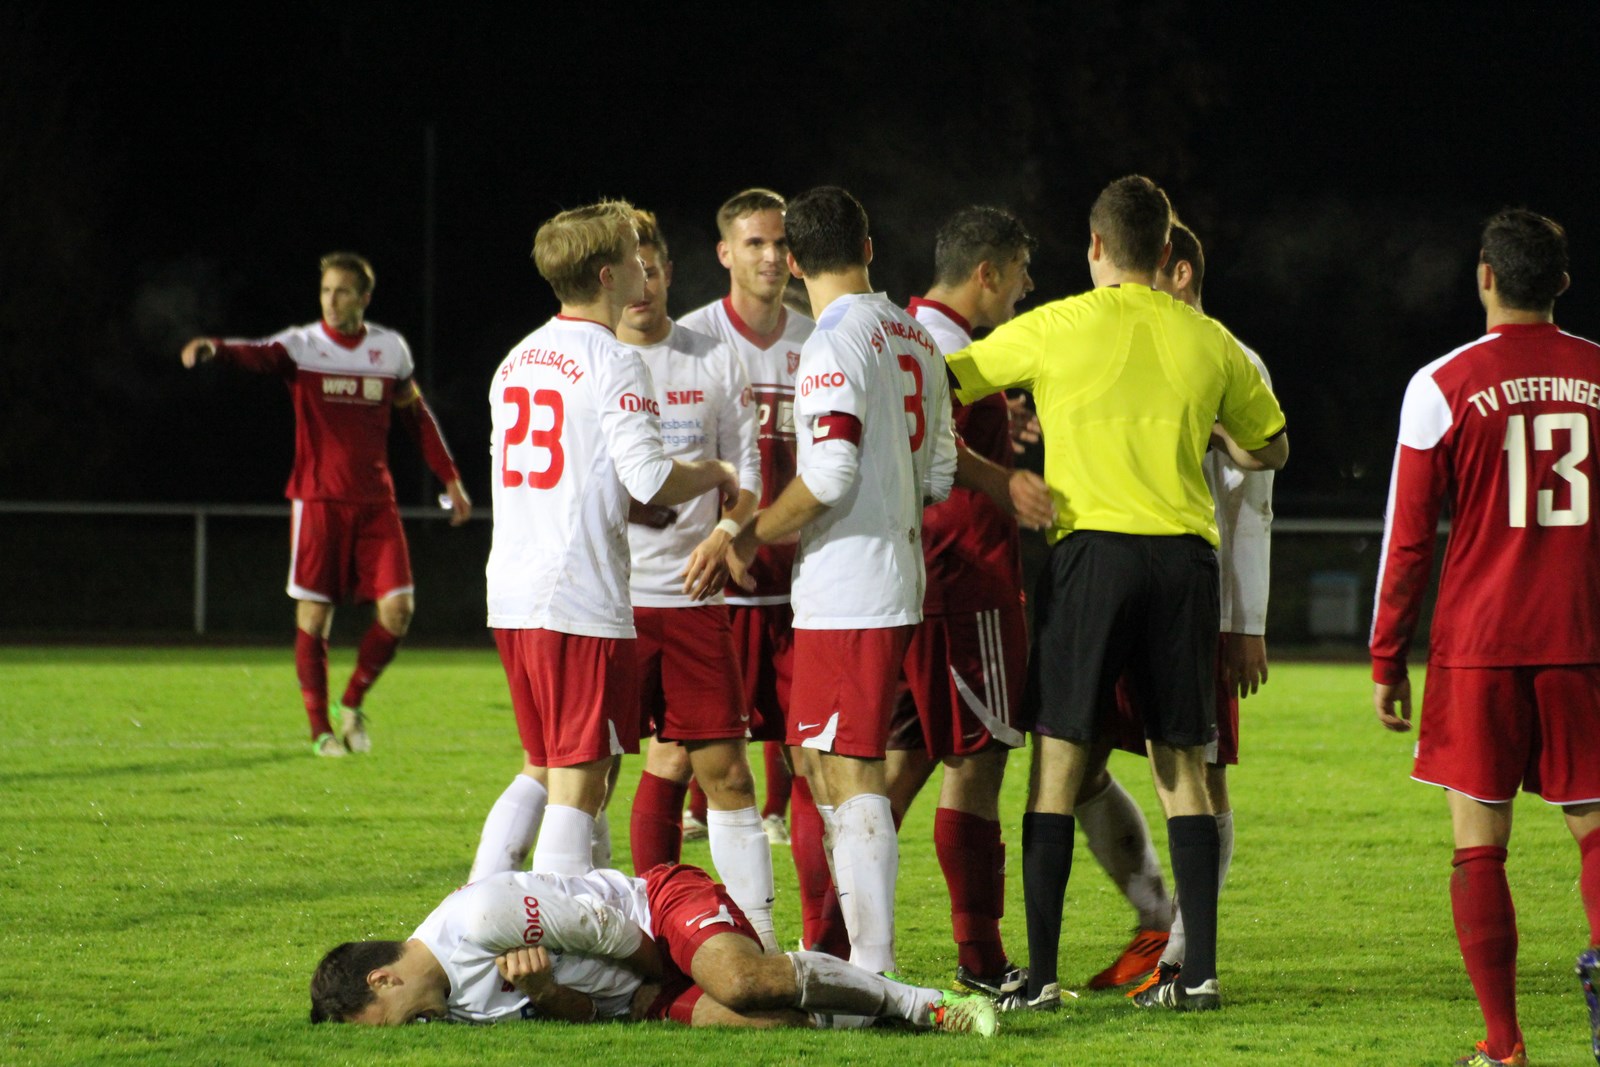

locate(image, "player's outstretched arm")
(180, 337), (216, 367)
(725, 477), (831, 591)
(952, 443), (1054, 530)
(496, 946), (598, 1023)
(1374, 676), (1412, 732)
(650, 459), (738, 510)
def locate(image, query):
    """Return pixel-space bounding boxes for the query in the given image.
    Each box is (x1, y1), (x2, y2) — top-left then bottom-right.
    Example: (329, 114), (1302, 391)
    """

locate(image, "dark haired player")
(180, 252), (471, 756)
(1372, 208), (1600, 1067)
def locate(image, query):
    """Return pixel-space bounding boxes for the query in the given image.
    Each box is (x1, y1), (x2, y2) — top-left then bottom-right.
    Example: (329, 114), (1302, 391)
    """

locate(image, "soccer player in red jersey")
(180, 253), (471, 756)
(1372, 209), (1600, 1067)
(888, 205), (1045, 997)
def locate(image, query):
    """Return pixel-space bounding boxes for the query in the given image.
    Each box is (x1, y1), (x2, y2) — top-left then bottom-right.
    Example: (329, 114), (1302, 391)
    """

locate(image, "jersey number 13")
(1503, 412), (1590, 527)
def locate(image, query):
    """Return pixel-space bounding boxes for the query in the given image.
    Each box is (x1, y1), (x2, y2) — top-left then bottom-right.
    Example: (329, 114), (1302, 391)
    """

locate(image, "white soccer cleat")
(762, 813), (791, 846)
(312, 732), (347, 758)
(683, 812), (708, 842)
(337, 705), (371, 754)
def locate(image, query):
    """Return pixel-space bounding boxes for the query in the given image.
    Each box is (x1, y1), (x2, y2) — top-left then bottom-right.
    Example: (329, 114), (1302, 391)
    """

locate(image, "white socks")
(1077, 775), (1173, 930)
(707, 806), (778, 952)
(468, 774), (547, 881)
(787, 950), (938, 1027)
(531, 804), (597, 875)
(1164, 809), (1234, 967)
(831, 793), (898, 974)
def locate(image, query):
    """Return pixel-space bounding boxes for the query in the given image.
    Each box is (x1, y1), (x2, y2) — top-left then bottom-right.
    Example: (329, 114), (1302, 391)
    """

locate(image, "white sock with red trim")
(831, 793), (898, 974)
(531, 805), (596, 876)
(707, 805), (778, 952)
(468, 774), (547, 881)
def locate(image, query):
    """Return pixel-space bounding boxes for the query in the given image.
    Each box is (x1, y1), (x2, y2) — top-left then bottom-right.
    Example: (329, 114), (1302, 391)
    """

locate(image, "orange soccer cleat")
(1089, 928), (1169, 990)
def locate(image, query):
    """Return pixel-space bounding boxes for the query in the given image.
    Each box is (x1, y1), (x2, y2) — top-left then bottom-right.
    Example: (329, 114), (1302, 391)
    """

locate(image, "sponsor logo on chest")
(666, 389), (705, 406)
(620, 392), (661, 415)
(320, 376), (385, 403)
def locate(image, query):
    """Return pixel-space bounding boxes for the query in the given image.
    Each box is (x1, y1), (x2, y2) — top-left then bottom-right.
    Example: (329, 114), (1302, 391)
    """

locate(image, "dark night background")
(5, 1), (1599, 519)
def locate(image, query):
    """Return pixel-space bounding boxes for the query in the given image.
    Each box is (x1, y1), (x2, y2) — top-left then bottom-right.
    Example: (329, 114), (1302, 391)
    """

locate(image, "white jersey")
(486, 316), (674, 637)
(906, 299), (971, 361)
(624, 322), (761, 607)
(791, 292), (956, 629)
(411, 869), (651, 1023)
(1206, 341), (1274, 634)
(680, 297), (813, 605)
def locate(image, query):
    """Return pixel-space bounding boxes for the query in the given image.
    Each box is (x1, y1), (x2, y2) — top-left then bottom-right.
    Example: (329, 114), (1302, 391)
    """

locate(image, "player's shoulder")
(1413, 332), (1501, 388)
(781, 306), (815, 343)
(667, 320), (727, 359)
(678, 300), (724, 335)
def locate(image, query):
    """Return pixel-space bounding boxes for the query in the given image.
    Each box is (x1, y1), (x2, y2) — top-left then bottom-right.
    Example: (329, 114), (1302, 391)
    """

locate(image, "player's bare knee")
(377, 596), (413, 636)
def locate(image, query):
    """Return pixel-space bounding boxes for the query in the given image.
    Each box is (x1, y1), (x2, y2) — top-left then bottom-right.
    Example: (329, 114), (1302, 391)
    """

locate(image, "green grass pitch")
(1, 647), (1594, 1065)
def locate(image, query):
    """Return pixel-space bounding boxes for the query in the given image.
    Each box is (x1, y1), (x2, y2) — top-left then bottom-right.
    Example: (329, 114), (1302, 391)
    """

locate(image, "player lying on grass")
(311, 862), (996, 1035)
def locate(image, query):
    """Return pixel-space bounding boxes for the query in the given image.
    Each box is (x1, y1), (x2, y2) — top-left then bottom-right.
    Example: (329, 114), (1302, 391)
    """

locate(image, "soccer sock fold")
(832, 793), (899, 974)
(1167, 815), (1220, 986)
(786, 950), (939, 1026)
(340, 621), (401, 709)
(935, 807), (1007, 975)
(629, 771), (687, 874)
(295, 628), (332, 739)
(1580, 827), (1600, 948)
(468, 774), (547, 881)
(1452, 845), (1521, 1059)
(531, 805), (596, 876)
(1076, 775), (1172, 930)
(763, 742), (793, 820)
(707, 805), (778, 952)
(1021, 811), (1075, 996)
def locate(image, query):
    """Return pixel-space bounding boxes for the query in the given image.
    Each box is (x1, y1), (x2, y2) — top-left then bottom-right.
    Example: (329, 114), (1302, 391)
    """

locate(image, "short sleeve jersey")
(411, 869), (651, 1023)
(791, 293), (951, 629)
(1207, 342), (1275, 634)
(624, 322), (761, 607)
(1370, 323), (1600, 681)
(945, 284), (1285, 546)
(486, 317), (674, 637)
(680, 297), (813, 605)
(219, 320), (415, 503)
(909, 298), (1023, 614)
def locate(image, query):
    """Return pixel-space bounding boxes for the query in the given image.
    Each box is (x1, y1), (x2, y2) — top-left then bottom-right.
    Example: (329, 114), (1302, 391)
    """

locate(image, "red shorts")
(892, 604), (1029, 757)
(789, 626), (914, 758)
(1108, 638), (1238, 764)
(642, 863), (761, 978)
(493, 628), (640, 767)
(729, 603), (795, 742)
(636, 606), (748, 742)
(1413, 664), (1600, 804)
(288, 499), (412, 604)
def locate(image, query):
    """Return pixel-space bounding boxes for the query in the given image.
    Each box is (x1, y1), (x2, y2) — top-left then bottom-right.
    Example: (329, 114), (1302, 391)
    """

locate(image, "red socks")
(1581, 827), (1600, 948)
(295, 629), (332, 739)
(762, 742), (792, 820)
(1451, 845), (1521, 1060)
(341, 622), (401, 709)
(629, 771), (687, 874)
(790, 776), (849, 957)
(936, 808), (1008, 976)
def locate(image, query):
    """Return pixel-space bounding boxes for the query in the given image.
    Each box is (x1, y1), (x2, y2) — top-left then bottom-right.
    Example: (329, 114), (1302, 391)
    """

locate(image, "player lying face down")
(311, 863), (996, 1034)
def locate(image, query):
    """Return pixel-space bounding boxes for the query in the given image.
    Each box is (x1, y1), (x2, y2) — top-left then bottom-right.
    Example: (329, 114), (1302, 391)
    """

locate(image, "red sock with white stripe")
(295, 629), (332, 739)
(630, 771), (686, 873)
(936, 807), (1007, 975)
(341, 621), (400, 709)
(1451, 845), (1522, 1060)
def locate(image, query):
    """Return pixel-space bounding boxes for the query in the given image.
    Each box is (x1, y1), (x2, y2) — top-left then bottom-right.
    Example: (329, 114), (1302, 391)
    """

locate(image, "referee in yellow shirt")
(944, 176), (1288, 1013)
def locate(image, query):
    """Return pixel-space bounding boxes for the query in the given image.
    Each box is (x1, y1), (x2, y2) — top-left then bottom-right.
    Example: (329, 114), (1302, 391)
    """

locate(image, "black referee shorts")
(1023, 530), (1220, 747)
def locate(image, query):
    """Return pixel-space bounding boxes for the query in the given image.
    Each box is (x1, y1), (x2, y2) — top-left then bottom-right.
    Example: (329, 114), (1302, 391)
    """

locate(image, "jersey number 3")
(897, 354), (926, 453)
(1503, 412), (1589, 527)
(502, 387), (565, 489)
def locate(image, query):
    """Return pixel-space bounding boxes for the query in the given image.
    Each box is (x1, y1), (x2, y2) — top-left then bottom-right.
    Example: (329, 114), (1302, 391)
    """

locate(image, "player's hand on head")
(1374, 677), (1412, 732)
(1007, 470), (1055, 530)
(180, 337), (216, 368)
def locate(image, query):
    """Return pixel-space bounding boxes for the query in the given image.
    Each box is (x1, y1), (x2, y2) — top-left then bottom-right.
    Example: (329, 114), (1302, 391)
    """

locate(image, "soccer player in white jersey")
(310, 861), (996, 1034)
(180, 253), (472, 757)
(680, 190), (845, 954)
(609, 208), (777, 950)
(468, 200), (738, 883)
(889, 206), (1043, 997)
(728, 186), (958, 975)
(1066, 220), (1279, 1003)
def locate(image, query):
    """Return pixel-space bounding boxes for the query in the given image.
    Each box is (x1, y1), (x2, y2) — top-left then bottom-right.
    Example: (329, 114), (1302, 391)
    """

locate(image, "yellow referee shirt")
(946, 284), (1285, 546)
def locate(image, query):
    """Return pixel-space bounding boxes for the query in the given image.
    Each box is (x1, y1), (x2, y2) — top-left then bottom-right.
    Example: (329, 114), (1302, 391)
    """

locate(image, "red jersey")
(909, 298), (1023, 615)
(1371, 323), (1600, 682)
(215, 320), (458, 504)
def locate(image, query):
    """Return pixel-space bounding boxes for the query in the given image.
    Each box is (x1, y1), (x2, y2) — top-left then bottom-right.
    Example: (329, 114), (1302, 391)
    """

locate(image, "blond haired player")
(468, 200), (737, 882)
(728, 186), (957, 975)
(180, 252), (471, 757)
